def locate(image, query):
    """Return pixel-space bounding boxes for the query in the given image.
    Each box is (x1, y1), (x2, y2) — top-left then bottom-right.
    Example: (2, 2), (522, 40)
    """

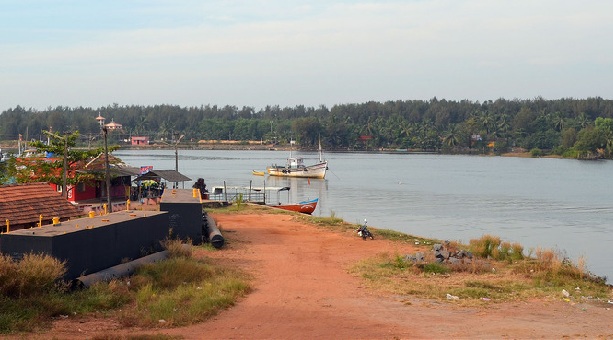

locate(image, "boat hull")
(272, 198), (318, 215)
(266, 161), (327, 179)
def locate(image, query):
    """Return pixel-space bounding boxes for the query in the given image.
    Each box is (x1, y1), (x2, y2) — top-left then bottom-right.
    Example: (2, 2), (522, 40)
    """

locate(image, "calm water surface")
(116, 149), (613, 282)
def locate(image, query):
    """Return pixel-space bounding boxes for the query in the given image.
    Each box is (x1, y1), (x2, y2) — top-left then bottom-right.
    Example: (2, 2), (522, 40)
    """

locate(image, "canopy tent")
(133, 170), (192, 184)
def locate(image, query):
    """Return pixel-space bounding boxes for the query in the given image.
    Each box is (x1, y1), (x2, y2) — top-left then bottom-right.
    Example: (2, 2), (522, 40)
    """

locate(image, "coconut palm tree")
(442, 124), (460, 148)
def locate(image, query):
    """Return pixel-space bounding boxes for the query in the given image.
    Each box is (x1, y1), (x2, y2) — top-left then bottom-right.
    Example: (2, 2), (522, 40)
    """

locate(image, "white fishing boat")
(266, 140), (328, 179)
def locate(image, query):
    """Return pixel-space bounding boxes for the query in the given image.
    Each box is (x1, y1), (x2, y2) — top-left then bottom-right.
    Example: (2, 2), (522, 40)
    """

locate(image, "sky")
(1, 0), (612, 112)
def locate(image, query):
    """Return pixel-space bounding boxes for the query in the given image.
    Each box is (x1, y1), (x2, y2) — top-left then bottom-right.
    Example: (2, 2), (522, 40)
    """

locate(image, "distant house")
(0, 182), (82, 232)
(131, 136), (149, 146)
(104, 119), (122, 131)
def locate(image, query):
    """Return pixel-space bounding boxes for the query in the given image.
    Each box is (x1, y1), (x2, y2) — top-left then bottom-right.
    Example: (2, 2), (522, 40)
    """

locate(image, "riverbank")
(35, 209), (612, 339)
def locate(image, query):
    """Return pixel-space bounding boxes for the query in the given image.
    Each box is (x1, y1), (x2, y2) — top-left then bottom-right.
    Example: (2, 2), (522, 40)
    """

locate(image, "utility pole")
(174, 134), (185, 188)
(103, 126), (111, 210)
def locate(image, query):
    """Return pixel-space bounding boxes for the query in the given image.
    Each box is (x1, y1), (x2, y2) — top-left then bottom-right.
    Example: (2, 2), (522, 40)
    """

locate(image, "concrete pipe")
(73, 250), (169, 288)
(206, 214), (225, 249)
(72, 244), (191, 288)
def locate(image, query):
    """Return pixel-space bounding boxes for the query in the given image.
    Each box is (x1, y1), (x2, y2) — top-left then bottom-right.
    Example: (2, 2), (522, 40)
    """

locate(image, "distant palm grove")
(2, 97), (613, 159)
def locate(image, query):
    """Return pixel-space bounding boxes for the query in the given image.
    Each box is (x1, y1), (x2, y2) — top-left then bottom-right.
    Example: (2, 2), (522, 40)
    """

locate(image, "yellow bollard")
(103, 203), (108, 215)
(52, 217), (60, 225)
(88, 211), (95, 218)
(39, 214), (43, 227)
(193, 188), (198, 198)
(126, 199), (131, 211)
(5, 219), (9, 233)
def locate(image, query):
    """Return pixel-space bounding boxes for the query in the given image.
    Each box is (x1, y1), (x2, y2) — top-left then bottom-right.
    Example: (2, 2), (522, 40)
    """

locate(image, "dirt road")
(41, 212), (613, 339)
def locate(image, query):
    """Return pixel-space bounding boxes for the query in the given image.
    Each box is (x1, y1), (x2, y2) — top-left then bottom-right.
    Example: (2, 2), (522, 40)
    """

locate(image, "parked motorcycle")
(356, 219), (374, 240)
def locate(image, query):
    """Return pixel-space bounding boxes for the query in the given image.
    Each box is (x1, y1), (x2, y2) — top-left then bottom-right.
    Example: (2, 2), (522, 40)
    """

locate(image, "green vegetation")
(0, 240), (250, 334)
(373, 228), (437, 245)
(305, 215), (347, 230)
(3, 98), (613, 159)
(233, 193), (244, 210)
(468, 234), (524, 262)
(351, 234), (611, 305)
(529, 147), (543, 157)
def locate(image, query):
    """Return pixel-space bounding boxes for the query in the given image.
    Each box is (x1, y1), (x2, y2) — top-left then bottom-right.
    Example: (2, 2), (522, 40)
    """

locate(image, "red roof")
(0, 182), (82, 229)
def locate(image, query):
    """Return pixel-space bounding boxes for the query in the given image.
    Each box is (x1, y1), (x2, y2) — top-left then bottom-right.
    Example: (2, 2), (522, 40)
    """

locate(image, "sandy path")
(36, 212), (613, 339)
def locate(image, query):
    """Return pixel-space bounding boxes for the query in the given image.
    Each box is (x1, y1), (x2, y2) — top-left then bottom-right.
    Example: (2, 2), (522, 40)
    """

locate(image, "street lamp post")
(96, 113), (115, 212)
(102, 126), (112, 210)
(174, 134), (185, 188)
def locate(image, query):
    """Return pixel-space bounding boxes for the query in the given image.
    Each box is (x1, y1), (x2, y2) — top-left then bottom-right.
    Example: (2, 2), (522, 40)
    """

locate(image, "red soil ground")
(28, 212), (613, 339)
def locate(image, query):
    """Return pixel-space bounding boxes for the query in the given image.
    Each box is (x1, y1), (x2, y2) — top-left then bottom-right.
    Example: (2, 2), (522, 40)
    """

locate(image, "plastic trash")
(446, 293), (459, 300)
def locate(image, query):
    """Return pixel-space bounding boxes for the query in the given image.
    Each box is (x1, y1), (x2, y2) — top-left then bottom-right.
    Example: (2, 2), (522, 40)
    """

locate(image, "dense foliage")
(2, 97), (613, 158)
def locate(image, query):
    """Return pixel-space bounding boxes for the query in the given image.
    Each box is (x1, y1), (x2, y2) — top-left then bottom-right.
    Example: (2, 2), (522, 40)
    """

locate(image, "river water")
(116, 149), (613, 282)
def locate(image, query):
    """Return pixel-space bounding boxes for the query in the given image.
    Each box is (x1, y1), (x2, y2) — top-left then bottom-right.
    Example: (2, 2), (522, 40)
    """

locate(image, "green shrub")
(510, 243), (525, 261)
(529, 147), (543, 157)
(562, 148), (580, 158)
(423, 263), (450, 274)
(469, 234), (501, 259)
(552, 146), (566, 155)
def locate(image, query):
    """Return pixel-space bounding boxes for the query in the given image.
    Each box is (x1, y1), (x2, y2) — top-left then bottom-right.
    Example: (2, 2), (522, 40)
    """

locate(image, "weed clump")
(0, 253), (66, 299)
(468, 235), (524, 262)
(162, 238), (193, 259)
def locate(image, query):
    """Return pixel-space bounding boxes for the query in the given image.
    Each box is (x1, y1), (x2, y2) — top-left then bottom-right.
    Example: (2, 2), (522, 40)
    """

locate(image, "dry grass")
(0, 253), (66, 298)
(0, 242), (250, 333)
(162, 238), (193, 259)
(351, 234), (612, 305)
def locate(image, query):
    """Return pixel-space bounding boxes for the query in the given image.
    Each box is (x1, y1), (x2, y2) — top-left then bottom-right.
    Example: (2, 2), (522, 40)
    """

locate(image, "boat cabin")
(287, 157), (306, 169)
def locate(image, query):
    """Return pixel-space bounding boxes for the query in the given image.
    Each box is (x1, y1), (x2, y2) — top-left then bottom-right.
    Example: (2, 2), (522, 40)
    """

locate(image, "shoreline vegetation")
(0, 140), (544, 160)
(2, 98), (613, 162)
(1, 205), (611, 336)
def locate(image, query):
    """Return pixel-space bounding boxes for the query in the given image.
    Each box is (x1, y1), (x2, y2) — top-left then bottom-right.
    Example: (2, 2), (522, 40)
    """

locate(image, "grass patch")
(206, 203), (291, 215)
(423, 263), (450, 275)
(375, 228), (439, 247)
(122, 258), (249, 327)
(468, 234), (524, 262)
(0, 241), (250, 334)
(351, 234), (612, 305)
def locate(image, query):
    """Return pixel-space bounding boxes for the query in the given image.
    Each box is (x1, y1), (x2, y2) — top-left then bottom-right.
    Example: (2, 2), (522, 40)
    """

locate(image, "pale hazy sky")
(1, 0), (612, 111)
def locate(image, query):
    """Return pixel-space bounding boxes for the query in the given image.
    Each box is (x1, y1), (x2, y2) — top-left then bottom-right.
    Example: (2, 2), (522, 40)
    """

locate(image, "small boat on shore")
(252, 170), (265, 176)
(273, 198), (318, 215)
(266, 140), (328, 179)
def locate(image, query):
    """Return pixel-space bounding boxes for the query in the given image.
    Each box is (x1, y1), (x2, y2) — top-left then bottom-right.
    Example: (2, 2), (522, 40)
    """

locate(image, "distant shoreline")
(118, 144), (537, 158)
(0, 140), (536, 158)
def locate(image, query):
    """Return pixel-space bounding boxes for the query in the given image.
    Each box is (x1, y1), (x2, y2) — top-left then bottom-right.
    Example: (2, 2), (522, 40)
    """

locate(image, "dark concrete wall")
(160, 189), (203, 244)
(0, 211), (168, 280)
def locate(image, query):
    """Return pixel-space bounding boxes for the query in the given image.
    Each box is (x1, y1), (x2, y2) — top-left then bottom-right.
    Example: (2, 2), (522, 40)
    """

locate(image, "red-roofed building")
(0, 182), (83, 232)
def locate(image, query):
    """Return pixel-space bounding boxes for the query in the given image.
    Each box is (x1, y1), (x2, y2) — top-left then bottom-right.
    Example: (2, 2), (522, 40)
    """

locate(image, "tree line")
(2, 96), (613, 158)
